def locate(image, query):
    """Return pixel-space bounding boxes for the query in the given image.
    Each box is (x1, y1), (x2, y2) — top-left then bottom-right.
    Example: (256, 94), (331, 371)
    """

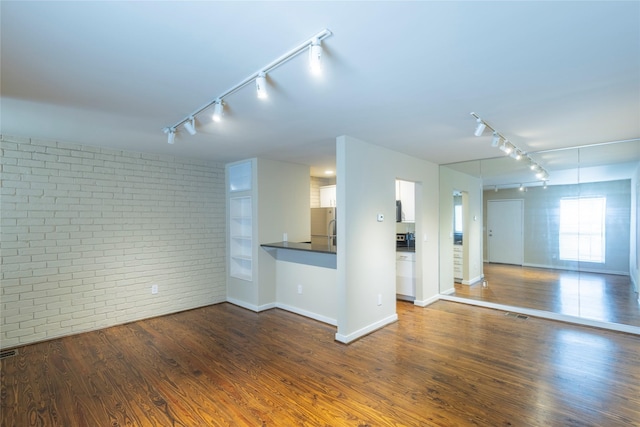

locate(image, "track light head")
(474, 119), (487, 137)
(309, 38), (323, 75)
(256, 72), (268, 99)
(519, 184), (525, 192)
(184, 117), (197, 135)
(491, 132), (501, 147)
(164, 127), (176, 144)
(212, 100), (223, 123)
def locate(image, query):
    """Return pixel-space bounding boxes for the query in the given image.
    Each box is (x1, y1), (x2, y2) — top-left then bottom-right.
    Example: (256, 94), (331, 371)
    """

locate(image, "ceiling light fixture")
(162, 28), (333, 142)
(474, 118), (487, 136)
(309, 37), (323, 75)
(491, 132), (501, 147)
(164, 127), (176, 144)
(184, 117), (197, 135)
(212, 100), (223, 122)
(256, 72), (268, 99)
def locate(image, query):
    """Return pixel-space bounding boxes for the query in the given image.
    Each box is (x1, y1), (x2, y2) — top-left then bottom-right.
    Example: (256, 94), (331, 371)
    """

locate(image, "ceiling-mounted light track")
(470, 112), (550, 182)
(162, 28), (333, 142)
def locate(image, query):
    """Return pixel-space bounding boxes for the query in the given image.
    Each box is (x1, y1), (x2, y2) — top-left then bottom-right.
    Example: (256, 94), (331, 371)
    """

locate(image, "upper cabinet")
(320, 185), (337, 207)
(396, 180), (415, 222)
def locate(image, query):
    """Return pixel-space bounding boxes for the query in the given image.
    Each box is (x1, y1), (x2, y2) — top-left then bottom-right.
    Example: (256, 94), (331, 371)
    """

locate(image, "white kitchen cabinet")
(396, 252), (416, 300)
(395, 180), (415, 222)
(320, 185), (336, 207)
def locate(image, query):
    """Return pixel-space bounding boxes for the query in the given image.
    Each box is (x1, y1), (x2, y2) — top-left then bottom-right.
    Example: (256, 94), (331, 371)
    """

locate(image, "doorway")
(487, 199), (523, 265)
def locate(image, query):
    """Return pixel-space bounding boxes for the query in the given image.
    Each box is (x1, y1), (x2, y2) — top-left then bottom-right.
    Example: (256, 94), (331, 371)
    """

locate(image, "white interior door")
(487, 199), (523, 265)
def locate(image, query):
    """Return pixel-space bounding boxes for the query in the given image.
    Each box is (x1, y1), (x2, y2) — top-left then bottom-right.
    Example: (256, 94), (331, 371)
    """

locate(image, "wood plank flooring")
(2, 301), (639, 426)
(453, 263), (640, 327)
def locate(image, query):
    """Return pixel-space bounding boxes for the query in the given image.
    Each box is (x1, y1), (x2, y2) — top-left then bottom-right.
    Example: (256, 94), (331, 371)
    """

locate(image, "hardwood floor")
(2, 301), (639, 426)
(453, 263), (640, 327)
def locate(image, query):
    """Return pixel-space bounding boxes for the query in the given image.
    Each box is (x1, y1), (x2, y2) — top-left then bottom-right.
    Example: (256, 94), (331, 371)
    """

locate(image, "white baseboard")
(275, 303), (337, 326)
(335, 313), (398, 344)
(437, 294), (640, 335)
(522, 263), (629, 276)
(414, 294), (440, 307)
(462, 274), (484, 286)
(226, 298), (275, 312)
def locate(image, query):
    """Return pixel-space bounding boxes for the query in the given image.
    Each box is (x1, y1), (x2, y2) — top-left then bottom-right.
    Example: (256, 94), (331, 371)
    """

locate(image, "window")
(559, 197), (606, 263)
(454, 204), (463, 233)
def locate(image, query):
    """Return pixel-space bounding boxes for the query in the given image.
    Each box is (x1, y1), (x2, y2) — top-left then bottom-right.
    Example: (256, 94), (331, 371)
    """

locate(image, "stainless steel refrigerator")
(310, 207), (336, 248)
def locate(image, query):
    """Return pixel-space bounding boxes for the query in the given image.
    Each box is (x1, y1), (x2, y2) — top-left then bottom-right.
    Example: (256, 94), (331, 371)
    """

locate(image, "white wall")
(335, 135), (439, 343)
(1, 136), (226, 349)
(275, 260), (337, 325)
(484, 180), (631, 275)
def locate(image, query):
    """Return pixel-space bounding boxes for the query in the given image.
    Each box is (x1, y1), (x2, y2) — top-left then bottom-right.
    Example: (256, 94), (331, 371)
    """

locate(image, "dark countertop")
(261, 241), (337, 255)
(396, 246), (415, 253)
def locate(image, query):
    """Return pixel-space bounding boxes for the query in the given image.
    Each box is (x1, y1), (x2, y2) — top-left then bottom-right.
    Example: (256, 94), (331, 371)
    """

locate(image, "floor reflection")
(453, 264), (640, 327)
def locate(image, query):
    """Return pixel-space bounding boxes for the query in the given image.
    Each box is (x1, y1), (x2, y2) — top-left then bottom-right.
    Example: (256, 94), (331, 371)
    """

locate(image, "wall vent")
(0, 350), (17, 359)
(505, 312), (529, 320)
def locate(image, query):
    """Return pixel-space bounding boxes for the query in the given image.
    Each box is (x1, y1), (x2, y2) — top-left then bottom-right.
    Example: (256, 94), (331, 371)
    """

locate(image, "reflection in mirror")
(439, 139), (640, 331)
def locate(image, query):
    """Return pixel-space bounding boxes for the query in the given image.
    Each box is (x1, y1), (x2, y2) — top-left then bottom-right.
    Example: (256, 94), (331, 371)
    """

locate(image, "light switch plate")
(377, 213), (384, 222)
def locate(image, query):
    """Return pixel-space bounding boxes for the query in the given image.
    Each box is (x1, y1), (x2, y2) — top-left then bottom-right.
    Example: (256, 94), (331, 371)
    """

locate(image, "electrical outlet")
(151, 284), (158, 294)
(297, 284), (302, 294)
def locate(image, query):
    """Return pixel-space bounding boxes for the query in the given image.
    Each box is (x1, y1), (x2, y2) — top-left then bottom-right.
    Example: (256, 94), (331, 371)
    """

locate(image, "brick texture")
(1, 136), (226, 348)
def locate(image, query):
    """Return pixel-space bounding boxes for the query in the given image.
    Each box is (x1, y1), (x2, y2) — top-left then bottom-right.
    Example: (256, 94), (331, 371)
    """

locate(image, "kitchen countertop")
(396, 246), (415, 253)
(261, 241), (336, 255)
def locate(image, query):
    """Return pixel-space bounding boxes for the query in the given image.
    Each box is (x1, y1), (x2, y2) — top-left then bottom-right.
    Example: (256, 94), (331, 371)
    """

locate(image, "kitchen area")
(396, 179), (416, 302)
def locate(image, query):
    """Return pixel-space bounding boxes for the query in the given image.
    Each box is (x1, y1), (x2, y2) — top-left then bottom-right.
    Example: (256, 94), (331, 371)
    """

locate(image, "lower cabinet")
(396, 252), (416, 301)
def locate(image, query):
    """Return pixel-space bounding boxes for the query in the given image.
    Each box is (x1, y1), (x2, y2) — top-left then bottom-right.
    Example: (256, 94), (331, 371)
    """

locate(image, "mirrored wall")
(439, 139), (640, 331)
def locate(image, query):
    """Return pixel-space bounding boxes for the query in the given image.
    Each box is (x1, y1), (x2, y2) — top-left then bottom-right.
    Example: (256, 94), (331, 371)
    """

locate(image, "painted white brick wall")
(0, 135), (226, 349)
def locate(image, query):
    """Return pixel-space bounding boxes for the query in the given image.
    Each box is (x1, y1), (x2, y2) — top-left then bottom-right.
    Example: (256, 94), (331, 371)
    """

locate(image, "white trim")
(275, 303), (337, 326)
(440, 287), (455, 295)
(462, 274), (484, 286)
(334, 313), (398, 344)
(413, 294), (440, 307)
(438, 294), (640, 335)
(226, 298), (275, 312)
(523, 263), (629, 276)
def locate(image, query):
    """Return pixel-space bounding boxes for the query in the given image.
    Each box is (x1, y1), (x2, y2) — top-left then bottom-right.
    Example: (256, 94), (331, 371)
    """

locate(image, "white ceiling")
(2, 1), (639, 178)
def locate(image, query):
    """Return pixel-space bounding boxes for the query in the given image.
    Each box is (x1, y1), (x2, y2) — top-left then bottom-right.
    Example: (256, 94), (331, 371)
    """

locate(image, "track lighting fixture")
(474, 118), (487, 137)
(162, 28), (332, 143)
(494, 186), (499, 192)
(212, 100), (223, 123)
(491, 132), (501, 147)
(164, 127), (176, 144)
(543, 181), (548, 189)
(256, 72), (268, 99)
(184, 117), (197, 135)
(470, 112), (550, 183)
(519, 184), (525, 192)
(309, 37), (323, 75)
(499, 142), (512, 155)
